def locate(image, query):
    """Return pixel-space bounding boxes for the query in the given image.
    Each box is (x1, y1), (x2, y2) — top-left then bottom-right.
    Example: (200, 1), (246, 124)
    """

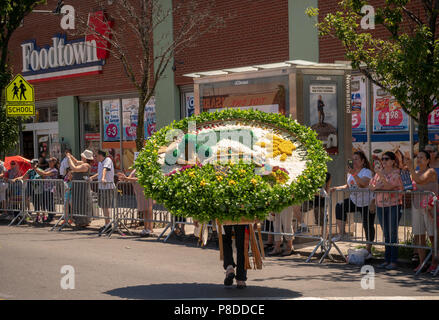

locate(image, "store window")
(36, 107), (49, 122)
(50, 107), (58, 122)
(81, 101), (101, 173)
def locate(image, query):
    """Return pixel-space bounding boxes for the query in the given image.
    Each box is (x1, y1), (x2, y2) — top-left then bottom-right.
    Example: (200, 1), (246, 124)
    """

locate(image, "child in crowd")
(62, 168), (73, 225)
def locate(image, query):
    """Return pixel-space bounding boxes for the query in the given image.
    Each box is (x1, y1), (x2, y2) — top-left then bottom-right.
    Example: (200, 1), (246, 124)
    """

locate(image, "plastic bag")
(347, 248), (369, 265)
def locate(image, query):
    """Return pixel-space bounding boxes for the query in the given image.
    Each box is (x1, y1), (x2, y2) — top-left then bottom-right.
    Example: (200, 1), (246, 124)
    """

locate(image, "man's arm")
(101, 168), (107, 183)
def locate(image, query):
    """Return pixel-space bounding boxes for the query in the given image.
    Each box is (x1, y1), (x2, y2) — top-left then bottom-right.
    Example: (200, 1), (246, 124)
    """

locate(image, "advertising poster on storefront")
(103, 99), (121, 142)
(428, 99), (439, 130)
(373, 84), (409, 132)
(351, 75), (367, 133)
(309, 84), (338, 155)
(185, 93), (194, 117)
(122, 98), (139, 141)
(121, 97), (156, 140)
(144, 97), (156, 139)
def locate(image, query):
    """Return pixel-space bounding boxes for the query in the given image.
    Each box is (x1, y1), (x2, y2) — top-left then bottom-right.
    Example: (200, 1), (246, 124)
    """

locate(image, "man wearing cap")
(89, 150), (115, 229)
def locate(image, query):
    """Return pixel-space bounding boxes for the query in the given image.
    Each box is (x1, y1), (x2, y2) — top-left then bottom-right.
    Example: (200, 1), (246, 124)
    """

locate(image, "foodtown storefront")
(8, 8), (160, 172)
(185, 61), (352, 186)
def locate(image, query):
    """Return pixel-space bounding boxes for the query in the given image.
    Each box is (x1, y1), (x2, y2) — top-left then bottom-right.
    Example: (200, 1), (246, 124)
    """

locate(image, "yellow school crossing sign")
(5, 74), (35, 116)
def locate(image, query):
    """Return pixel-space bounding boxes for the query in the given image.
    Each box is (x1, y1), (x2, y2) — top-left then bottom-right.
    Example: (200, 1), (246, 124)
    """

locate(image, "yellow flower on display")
(257, 134), (296, 159)
(200, 180), (206, 187)
(189, 171), (195, 178)
(251, 178), (257, 185)
(239, 169), (246, 174)
(217, 175), (223, 182)
(229, 180), (236, 185)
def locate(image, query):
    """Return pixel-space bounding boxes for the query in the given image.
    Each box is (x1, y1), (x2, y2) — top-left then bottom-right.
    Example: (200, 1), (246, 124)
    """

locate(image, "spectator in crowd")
(4, 160), (20, 181)
(67, 150), (93, 227)
(222, 224), (247, 289)
(35, 157), (59, 223)
(61, 168), (73, 226)
(90, 150), (115, 232)
(424, 144), (439, 183)
(12, 159), (43, 221)
(4, 161), (21, 217)
(0, 160), (7, 214)
(331, 151), (375, 259)
(404, 150), (438, 273)
(59, 147), (72, 178)
(268, 206), (294, 256)
(117, 169), (154, 236)
(369, 151), (403, 270)
(38, 152), (49, 170)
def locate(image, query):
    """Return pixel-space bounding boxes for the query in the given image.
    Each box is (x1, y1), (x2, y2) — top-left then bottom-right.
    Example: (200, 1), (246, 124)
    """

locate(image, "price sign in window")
(351, 76), (367, 133)
(103, 99), (121, 142)
(428, 100), (439, 129)
(373, 85), (408, 132)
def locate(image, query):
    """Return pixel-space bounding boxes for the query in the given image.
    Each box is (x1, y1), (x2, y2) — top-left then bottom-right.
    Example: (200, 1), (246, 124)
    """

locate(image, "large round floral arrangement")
(135, 109), (330, 223)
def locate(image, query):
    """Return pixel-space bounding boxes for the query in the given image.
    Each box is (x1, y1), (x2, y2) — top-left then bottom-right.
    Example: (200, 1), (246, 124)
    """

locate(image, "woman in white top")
(331, 151), (375, 257)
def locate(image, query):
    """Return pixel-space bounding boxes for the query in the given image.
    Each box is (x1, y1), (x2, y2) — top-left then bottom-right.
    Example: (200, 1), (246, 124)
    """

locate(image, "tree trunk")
(418, 107), (429, 151)
(135, 92), (147, 152)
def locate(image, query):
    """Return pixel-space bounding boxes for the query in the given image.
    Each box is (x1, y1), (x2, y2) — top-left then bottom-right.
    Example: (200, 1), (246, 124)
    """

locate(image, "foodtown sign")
(21, 11), (112, 82)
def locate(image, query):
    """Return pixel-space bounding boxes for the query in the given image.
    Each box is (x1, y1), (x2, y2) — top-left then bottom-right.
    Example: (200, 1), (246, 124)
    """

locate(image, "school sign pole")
(4, 74), (35, 155)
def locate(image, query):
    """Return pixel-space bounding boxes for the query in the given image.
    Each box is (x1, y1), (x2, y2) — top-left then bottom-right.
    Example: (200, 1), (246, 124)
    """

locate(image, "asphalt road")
(0, 224), (438, 300)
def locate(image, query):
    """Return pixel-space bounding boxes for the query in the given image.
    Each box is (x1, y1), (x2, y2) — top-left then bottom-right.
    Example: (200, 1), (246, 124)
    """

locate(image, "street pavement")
(0, 223), (438, 300)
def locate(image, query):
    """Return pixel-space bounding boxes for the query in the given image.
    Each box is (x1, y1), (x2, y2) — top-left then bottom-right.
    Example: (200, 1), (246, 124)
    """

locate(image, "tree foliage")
(307, 0), (439, 149)
(0, 0), (45, 156)
(75, 0), (228, 151)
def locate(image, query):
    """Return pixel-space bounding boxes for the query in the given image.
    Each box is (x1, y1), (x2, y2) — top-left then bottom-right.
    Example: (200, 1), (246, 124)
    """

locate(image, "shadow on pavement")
(104, 283), (302, 300)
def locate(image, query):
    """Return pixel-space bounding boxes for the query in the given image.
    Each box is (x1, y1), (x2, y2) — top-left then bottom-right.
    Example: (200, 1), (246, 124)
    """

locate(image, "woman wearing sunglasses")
(369, 151), (403, 270)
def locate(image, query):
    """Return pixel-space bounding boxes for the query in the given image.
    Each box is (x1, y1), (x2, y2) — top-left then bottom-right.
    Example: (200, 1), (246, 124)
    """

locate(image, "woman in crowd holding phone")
(369, 151), (403, 270)
(404, 150), (438, 273)
(330, 151), (375, 258)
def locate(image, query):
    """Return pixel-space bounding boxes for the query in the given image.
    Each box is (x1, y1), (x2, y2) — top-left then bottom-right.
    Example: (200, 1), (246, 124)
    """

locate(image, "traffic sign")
(4, 74), (35, 116)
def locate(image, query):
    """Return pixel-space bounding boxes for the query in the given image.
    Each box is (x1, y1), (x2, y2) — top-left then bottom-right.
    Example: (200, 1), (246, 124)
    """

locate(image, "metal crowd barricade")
(324, 189), (438, 276)
(115, 181), (175, 241)
(53, 180), (120, 236)
(5, 180), (26, 225)
(18, 179), (65, 227)
(257, 189), (333, 263)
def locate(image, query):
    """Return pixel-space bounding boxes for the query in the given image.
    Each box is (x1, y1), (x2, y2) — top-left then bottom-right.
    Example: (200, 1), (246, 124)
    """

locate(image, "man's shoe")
(236, 280), (247, 289)
(224, 266), (235, 287)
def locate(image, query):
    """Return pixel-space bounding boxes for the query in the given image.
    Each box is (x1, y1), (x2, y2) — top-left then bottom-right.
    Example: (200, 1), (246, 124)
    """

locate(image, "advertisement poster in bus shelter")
(351, 75), (367, 133)
(373, 84), (409, 132)
(103, 99), (121, 142)
(309, 84), (338, 155)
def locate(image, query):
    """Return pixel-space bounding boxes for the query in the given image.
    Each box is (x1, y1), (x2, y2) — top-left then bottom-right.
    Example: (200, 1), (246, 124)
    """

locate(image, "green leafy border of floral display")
(134, 109), (331, 223)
